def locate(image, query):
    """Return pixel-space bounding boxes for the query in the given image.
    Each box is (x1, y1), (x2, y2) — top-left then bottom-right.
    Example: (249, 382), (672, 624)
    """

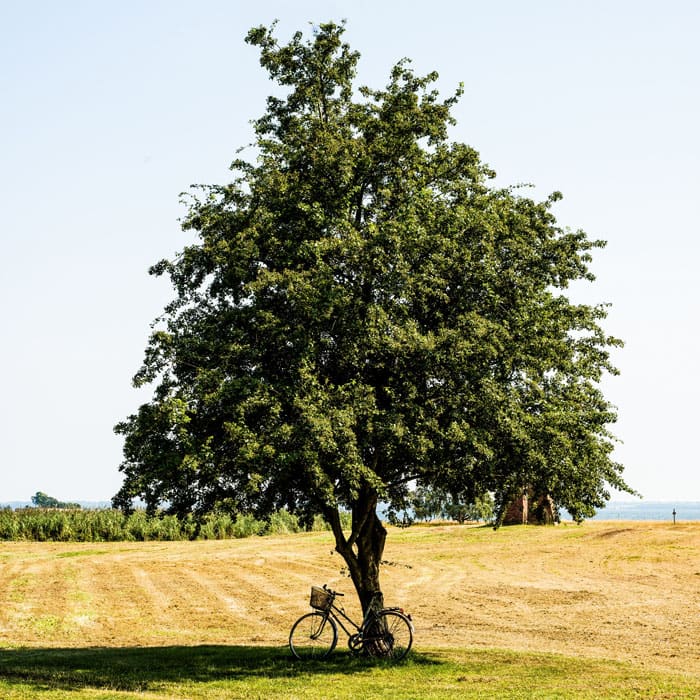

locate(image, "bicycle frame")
(319, 595), (404, 647)
(321, 598), (365, 640)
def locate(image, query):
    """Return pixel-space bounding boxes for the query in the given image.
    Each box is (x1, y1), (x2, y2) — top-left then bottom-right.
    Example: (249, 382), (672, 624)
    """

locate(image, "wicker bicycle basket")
(310, 586), (332, 610)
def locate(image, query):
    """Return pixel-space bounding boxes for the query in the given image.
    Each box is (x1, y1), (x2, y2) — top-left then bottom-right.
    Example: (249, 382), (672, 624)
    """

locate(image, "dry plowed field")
(1, 521), (698, 675)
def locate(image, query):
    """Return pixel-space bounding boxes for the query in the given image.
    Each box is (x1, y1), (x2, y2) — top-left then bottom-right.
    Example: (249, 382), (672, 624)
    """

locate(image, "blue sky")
(1, 1), (698, 503)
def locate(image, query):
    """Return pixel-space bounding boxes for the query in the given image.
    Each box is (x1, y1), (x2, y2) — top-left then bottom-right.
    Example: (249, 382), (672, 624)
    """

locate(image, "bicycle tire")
(365, 610), (413, 660)
(289, 611), (338, 660)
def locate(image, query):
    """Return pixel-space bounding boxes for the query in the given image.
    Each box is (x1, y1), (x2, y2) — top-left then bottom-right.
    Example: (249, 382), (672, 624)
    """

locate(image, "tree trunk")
(325, 484), (387, 615)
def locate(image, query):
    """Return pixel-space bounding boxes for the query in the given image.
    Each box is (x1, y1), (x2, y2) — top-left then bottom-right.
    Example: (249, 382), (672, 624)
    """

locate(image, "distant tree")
(31, 492), (59, 508)
(31, 492), (81, 509)
(443, 492), (494, 524)
(409, 485), (494, 523)
(114, 22), (632, 618)
(411, 485), (446, 521)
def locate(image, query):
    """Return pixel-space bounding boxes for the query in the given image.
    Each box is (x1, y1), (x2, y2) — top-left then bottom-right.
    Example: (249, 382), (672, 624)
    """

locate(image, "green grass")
(55, 550), (111, 558)
(1, 645), (698, 699)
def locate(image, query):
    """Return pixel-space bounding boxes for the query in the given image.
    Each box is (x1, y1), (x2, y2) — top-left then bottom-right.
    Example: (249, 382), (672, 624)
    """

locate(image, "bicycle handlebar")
(323, 584), (344, 596)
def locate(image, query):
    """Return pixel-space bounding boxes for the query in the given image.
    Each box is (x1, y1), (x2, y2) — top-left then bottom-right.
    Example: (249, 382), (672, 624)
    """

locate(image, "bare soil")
(1, 520), (698, 675)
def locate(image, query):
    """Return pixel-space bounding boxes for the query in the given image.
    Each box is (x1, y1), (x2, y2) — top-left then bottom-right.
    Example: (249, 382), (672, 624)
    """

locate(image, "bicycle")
(289, 584), (413, 661)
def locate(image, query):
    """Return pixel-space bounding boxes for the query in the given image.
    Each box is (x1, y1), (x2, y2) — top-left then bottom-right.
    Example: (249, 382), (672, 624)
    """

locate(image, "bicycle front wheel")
(289, 611), (337, 660)
(369, 611), (413, 660)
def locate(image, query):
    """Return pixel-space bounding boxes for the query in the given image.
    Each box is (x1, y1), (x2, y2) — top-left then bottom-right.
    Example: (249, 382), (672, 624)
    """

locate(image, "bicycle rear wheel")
(289, 611), (337, 660)
(367, 611), (413, 660)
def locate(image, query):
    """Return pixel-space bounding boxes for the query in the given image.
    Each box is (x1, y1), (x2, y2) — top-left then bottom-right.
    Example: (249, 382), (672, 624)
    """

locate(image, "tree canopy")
(114, 21), (632, 613)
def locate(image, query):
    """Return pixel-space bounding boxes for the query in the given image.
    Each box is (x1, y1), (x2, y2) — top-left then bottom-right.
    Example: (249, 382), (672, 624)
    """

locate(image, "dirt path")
(1, 521), (698, 674)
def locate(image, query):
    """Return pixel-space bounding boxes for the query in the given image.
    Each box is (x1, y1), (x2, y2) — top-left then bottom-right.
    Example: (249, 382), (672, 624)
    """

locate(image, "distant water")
(588, 501), (700, 522)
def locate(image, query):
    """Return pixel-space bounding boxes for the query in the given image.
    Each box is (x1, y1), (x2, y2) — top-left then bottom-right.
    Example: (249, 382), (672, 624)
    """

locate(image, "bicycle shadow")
(0, 644), (440, 693)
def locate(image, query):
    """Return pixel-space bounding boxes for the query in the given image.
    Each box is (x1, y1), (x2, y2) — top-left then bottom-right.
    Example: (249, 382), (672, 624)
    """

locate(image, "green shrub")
(266, 509), (300, 535)
(0, 507), (337, 542)
(200, 512), (235, 539)
(153, 515), (187, 541)
(311, 514), (331, 531)
(0, 509), (20, 539)
(231, 513), (266, 538)
(125, 510), (150, 541)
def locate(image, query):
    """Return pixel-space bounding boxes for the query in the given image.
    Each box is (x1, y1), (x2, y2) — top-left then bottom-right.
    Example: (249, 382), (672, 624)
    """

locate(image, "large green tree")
(114, 22), (632, 613)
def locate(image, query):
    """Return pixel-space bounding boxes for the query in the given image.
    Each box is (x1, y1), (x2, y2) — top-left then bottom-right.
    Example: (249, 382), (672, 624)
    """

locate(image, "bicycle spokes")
(310, 617), (326, 640)
(364, 611), (413, 660)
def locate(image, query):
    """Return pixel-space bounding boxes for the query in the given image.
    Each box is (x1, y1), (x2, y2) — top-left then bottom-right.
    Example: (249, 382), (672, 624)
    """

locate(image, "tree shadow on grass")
(0, 645), (440, 693)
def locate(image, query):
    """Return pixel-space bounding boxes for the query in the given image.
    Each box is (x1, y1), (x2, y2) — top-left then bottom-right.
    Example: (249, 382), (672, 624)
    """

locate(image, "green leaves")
(115, 20), (631, 534)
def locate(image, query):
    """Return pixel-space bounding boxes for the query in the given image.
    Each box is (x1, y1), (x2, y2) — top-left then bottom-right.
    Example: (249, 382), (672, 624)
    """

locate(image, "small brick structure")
(502, 487), (557, 525)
